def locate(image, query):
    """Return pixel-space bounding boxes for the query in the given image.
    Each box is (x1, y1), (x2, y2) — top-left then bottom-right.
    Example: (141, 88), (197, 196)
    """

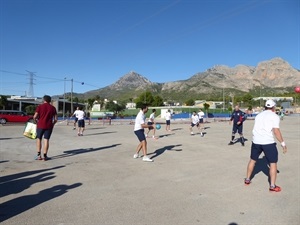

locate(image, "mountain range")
(68, 57), (300, 102)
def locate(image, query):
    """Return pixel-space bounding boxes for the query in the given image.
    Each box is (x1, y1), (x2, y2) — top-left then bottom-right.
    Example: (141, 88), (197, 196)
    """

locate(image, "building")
(3, 96), (85, 118)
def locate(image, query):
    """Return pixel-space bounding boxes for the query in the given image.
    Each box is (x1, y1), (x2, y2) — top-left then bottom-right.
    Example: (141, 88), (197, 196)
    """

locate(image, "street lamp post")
(222, 87), (225, 112)
(71, 78), (73, 113)
(63, 77), (66, 120)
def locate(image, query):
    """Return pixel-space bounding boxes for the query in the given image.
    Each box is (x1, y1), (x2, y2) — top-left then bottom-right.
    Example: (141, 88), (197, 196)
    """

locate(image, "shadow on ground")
(0, 183), (82, 223)
(149, 144), (182, 159)
(51, 144), (121, 160)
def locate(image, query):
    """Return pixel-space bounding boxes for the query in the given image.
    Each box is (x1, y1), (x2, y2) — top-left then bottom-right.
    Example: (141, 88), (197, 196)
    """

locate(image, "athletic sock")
(37, 152), (41, 156)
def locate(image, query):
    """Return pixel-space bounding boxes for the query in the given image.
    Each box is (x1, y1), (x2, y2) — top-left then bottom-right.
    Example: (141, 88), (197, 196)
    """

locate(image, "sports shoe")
(244, 178), (251, 185)
(43, 156), (50, 161)
(269, 185), (281, 192)
(35, 155), (42, 160)
(228, 141), (234, 145)
(142, 156), (153, 162)
(191, 132), (194, 135)
(133, 154), (139, 159)
(200, 133), (204, 137)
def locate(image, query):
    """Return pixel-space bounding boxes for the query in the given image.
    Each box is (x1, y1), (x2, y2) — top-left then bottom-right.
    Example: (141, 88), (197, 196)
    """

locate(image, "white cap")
(265, 99), (276, 108)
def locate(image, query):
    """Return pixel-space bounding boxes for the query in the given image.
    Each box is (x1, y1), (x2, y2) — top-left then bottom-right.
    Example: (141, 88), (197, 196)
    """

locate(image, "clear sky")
(1, 0), (299, 98)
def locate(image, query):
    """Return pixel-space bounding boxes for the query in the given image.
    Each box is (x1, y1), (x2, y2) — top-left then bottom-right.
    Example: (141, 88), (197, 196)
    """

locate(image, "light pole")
(222, 87), (225, 112)
(260, 85), (262, 107)
(63, 78), (66, 120)
(71, 78), (73, 113)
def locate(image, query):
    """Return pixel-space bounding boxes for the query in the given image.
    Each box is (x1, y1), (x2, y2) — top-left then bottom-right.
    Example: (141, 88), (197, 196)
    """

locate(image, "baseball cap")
(265, 99), (276, 108)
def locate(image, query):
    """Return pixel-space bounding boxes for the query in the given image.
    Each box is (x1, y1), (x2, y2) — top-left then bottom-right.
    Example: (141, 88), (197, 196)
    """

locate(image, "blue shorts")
(232, 124), (243, 134)
(36, 128), (53, 140)
(250, 142), (278, 163)
(166, 120), (170, 125)
(78, 119), (85, 128)
(147, 122), (153, 130)
(190, 122), (199, 127)
(134, 129), (146, 142)
(199, 118), (204, 123)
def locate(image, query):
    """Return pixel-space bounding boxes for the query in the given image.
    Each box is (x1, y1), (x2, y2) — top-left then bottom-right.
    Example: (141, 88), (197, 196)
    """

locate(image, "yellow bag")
(23, 122), (37, 139)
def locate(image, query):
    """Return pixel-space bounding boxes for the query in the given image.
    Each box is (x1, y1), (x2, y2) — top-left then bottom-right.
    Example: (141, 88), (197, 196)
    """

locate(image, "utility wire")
(1, 69), (102, 89)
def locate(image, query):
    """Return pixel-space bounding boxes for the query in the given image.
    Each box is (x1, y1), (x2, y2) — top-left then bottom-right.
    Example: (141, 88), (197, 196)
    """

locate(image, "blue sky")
(1, 0), (299, 97)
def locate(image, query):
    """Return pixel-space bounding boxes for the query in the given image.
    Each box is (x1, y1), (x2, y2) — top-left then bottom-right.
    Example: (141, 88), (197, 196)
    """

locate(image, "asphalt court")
(0, 116), (299, 225)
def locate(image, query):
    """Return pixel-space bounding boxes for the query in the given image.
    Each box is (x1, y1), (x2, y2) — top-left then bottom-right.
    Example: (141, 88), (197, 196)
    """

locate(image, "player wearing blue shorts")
(165, 109), (172, 132)
(33, 95), (57, 161)
(198, 109), (205, 137)
(146, 109), (157, 139)
(244, 99), (287, 192)
(189, 111), (199, 135)
(228, 105), (246, 146)
(133, 104), (154, 162)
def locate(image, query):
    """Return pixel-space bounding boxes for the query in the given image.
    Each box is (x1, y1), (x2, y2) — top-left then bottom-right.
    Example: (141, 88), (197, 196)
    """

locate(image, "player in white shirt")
(133, 105), (154, 162)
(72, 107), (80, 130)
(244, 99), (287, 192)
(146, 109), (158, 139)
(198, 109), (205, 137)
(76, 107), (85, 136)
(189, 111), (200, 135)
(165, 109), (172, 131)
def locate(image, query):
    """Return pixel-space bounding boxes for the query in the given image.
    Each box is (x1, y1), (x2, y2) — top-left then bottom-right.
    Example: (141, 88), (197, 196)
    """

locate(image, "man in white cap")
(244, 99), (287, 192)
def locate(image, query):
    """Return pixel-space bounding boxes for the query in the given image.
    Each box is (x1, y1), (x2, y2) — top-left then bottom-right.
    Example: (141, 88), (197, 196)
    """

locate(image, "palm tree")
(203, 103), (210, 122)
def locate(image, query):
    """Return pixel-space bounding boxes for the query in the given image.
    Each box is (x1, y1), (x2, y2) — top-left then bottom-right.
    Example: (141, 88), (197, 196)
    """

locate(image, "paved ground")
(0, 116), (299, 225)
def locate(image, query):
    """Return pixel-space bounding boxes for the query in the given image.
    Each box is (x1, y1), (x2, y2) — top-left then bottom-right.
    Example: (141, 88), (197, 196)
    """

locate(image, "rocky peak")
(253, 57), (299, 87)
(109, 71), (153, 90)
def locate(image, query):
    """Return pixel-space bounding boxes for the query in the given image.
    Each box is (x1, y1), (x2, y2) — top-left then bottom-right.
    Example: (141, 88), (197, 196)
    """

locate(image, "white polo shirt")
(76, 110), (85, 120)
(191, 114), (199, 124)
(148, 112), (155, 122)
(134, 110), (145, 131)
(252, 110), (280, 144)
(165, 112), (171, 120)
(198, 111), (205, 119)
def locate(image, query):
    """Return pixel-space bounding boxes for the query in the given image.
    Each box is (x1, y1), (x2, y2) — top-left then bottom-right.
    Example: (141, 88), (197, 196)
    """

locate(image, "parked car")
(0, 110), (34, 124)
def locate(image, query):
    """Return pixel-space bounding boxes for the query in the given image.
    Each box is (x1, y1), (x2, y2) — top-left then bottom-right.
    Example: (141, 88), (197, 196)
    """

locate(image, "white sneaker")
(142, 156), (153, 162)
(133, 154), (139, 159)
(191, 132), (194, 135)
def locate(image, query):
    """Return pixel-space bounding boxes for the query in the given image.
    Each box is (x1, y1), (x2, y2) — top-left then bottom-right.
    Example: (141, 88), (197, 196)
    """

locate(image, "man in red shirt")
(33, 95), (58, 161)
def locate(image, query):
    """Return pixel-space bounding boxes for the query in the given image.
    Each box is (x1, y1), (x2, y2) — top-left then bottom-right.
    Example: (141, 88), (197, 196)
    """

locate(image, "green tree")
(203, 103), (210, 120)
(136, 91), (154, 105)
(134, 91), (155, 107)
(0, 95), (7, 109)
(242, 93), (253, 103)
(25, 105), (37, 115)
(203, 102), (210, 112)
(135, 101), (144, 109)
(185, 99), (195, 106)
(152, 95), (164, 106)
(105, 101), (125, 114)
(87, 98), (95, 109)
